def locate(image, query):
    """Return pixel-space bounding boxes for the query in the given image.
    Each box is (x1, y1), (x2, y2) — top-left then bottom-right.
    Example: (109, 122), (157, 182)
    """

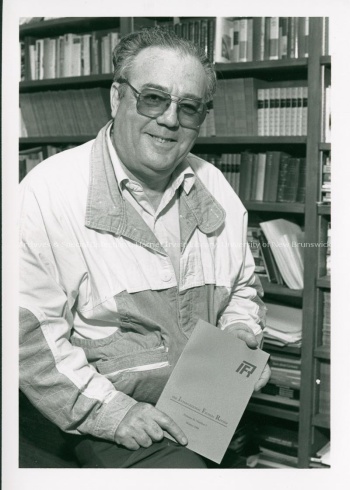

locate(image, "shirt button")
(160, 270), (172, 282)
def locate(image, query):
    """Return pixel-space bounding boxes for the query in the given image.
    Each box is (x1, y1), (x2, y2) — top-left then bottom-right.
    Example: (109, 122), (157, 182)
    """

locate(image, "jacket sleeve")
(19, 181), (137, 442)
(217, 208), (267, 337)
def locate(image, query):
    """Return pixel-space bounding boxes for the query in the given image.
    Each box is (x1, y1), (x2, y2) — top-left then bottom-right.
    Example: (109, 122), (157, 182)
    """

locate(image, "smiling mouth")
(149, 134), (176, 143)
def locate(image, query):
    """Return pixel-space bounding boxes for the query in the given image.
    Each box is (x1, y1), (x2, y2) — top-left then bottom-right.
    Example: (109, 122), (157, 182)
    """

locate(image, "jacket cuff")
(93, 391), (138, 442)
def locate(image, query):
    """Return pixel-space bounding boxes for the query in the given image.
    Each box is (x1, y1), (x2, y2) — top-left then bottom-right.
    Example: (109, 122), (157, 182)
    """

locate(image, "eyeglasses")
(117, 78), (210, 129)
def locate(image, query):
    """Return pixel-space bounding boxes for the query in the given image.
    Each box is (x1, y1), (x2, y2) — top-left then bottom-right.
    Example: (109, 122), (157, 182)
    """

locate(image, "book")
(239, 151), (254, 201)
(276, 156), (300, 202)
(259, 219), (304, 289)
(263, 151), (289, 202)
(214, 17), (234, 62)
(156, 319), (269, 464)
(258, 230), (284, 284)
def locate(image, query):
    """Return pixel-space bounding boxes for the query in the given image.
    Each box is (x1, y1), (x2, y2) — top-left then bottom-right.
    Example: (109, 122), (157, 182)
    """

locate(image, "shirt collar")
(86, 121), (226, 252)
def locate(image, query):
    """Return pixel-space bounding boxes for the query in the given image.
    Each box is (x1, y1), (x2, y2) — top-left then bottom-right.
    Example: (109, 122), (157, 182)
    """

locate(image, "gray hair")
(112, 26), (217, 103)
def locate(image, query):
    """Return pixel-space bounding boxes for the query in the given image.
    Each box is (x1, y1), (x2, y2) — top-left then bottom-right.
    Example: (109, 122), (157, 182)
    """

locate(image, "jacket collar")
(85, 121), (226, 253)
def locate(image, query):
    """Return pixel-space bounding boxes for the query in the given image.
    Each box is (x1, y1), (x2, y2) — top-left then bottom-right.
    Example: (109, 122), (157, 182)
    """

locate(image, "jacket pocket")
(95, 345), (169, 376)
(95, 346), (171, 404)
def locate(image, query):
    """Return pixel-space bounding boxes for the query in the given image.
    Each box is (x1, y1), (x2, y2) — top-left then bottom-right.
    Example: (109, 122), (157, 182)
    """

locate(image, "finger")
(120, 438), (140, 451)
(254, 364), (271, 391)
(154, 412), (188, 446)
(145, 421), (164, 442)
(235, 329), (258, 348)
(134, 431), (153, 448)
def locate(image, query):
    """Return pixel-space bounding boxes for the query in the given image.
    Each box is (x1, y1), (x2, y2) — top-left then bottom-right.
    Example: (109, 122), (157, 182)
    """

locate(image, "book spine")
(296, 157), (306, 203)
(257, 89), (265, 136)
(285, 87), (292, 136)
(277, 157), (300, 202)
(263, 88), (270, 136)
(279, 17), (288, 59)
(232, 19), (240, 62)
(291, 86), (299, 136)
(264, 17), (271, 60)
(279, 87), (287, 136)
(302, 86), (308, 136)
(274, 87), (281, 136)
(239, 18), (249, 62)
(247, 18), (253, 61)
(269, 17), (279, 60)
(207, 19), (215, 63)
(269, 88), (276, 136)
(288, 17), (296, 59)
(201, 19), (209, 57)
(296, 86), (303, 136)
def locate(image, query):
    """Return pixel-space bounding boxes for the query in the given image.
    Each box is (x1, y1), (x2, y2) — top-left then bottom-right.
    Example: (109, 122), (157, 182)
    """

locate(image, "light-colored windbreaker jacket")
(19, 122), (266, 443)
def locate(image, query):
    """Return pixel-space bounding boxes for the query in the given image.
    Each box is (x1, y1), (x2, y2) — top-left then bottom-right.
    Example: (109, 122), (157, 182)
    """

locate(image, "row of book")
(20, 88), (111, 136)
(247, 219), (304, 290)
(318, 362), (330, 417)
(213, 78), (308, 137)
(171, 18), (215, 62)
(19, 145), (74, 181)
(326, 222), (331, 275)
(196, 151), (306, 204)
(322, 86), (331, 143)
(257, 86), (308, 136)
(214, 17), (310, 63)
(322, 291), (330, 347)
(21, 29), (120, 80)
(321, 153), (331, 203)
(247, 422), (299, 468)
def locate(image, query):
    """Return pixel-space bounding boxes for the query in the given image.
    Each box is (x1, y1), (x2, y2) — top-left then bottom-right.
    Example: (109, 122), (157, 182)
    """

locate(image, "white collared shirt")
(107, 125), (195, 282)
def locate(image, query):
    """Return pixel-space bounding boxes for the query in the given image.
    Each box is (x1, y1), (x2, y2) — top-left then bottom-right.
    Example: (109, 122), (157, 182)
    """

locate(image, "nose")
(156, 100), (180, 128)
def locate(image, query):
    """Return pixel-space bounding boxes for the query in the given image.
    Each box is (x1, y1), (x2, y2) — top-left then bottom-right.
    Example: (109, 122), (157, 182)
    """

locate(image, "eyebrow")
(140, 82), (203, 102)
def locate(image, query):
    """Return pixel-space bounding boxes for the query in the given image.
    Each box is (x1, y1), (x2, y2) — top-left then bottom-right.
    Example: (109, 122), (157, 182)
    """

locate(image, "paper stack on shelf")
(259, 218), (304, 289)
(310, 441), (330, 468)
(264, 301), (302, 347)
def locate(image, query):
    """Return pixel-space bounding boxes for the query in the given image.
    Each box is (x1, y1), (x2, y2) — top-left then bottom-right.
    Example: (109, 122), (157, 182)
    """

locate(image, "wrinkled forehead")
(128, 46), (208, 99)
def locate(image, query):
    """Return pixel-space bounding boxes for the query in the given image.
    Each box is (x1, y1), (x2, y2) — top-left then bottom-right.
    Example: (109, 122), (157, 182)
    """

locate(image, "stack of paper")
(310, 441), (330, 467)
(259, 219), (304, 289)
(264, 302), (302, 346)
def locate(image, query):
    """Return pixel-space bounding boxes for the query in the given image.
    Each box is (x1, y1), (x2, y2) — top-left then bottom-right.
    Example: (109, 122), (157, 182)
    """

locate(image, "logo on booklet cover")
(236, 361), (257, 378)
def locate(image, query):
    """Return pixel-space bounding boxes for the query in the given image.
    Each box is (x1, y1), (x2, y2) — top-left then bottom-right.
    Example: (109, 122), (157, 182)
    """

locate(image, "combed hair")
(112, 26), (217, 103)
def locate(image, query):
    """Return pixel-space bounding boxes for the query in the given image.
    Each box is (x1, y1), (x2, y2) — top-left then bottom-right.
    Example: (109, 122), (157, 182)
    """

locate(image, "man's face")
(110, 47), (208, 185)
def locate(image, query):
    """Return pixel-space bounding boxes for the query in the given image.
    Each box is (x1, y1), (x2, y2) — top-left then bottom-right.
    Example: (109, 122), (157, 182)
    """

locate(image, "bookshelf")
(19, 16), (330, 469)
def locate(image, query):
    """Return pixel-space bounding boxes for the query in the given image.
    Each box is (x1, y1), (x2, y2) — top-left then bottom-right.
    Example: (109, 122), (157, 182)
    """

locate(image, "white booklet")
(156, 319), (269, 464)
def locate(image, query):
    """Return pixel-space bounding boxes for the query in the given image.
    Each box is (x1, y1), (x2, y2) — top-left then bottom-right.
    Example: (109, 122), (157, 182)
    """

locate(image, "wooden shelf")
(320, 55), (331, 67)
(319, 143), (331, 151)
(215, 58), (308, 80)
(316, 276), (330, 288)
(259, 276), (303, 298)
(20, 74), (113, 92)
(244, 201), (305, 214)
(312, 414), (330, 429)
(264, 343), (301, 356)
(314, 346), (330, 360)
(19, 17), (121, 37)
(195, 136), (307, 146)
(317, 204), (331, 215)
(19, 136), (94, 146)
(247, 402), (299, 422)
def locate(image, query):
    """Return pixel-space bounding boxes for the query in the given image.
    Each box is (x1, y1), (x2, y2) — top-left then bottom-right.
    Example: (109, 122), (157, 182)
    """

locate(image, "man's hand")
(225, 324), (271, 391)
(115, 402), (188, 450)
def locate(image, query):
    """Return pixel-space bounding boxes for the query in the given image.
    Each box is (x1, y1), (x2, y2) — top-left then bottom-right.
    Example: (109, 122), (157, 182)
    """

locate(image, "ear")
(110, 82), (121, 118)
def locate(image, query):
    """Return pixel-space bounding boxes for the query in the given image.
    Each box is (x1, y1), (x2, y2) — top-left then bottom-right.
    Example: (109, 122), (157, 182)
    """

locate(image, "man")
(19, 26), (270, 468)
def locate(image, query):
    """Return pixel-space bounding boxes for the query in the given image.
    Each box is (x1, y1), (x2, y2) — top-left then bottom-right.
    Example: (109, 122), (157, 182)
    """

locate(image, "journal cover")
(156, 319), (270, 464)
